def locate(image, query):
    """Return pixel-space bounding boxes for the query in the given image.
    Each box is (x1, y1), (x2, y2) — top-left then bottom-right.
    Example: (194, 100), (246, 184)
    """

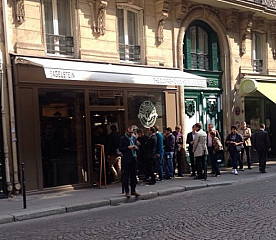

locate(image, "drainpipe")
(0, 51), (12, 195)
(2, 0), (21, 193)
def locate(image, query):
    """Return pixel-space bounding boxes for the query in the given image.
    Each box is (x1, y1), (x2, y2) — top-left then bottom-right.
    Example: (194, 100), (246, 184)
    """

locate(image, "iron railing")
(119, 44), (140, 62)
(46, 34), (74, 56)
(253, 59), (263, 73)
(245, 0), (276, 9)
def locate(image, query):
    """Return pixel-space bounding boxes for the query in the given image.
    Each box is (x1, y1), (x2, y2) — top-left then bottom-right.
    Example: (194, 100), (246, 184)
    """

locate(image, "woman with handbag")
(210, 131), (223, 177)
(225, 126), (244, 175)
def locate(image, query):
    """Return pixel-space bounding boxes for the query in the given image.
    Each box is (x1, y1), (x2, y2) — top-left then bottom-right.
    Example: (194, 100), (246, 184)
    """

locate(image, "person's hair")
(208, 123), (213, 127)
(210, 131), (216, 136)
(195, 123), (202, 130)
(192, 124), (196, 128)
(110, 125), (117, 132)
(154, 125), (159, 131)
(231, 125), (237, 130)
(260, 123), (265, 129)
(137, 129), (143, 134)
(166, 127), (172, 133)
(149, 126), (156, 133)
(175, 125), (181, 130)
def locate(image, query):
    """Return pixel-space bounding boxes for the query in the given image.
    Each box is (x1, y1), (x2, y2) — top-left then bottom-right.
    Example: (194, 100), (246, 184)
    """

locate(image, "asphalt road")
(0, 175), (276, 240)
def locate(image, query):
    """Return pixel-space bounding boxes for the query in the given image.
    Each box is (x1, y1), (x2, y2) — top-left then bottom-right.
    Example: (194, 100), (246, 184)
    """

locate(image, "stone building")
(0, 0), (275, 194)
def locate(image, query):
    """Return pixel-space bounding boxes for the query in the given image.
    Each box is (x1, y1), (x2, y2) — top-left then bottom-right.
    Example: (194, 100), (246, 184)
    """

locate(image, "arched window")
(184, 21), (220, 71)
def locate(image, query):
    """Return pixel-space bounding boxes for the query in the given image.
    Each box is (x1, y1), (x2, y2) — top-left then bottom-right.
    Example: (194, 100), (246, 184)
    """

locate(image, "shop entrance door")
(90, 111), (125, 184)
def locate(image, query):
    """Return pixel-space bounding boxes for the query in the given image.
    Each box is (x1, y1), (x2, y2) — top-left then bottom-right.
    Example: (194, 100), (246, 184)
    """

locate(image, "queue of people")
(102, 121), (271, 198)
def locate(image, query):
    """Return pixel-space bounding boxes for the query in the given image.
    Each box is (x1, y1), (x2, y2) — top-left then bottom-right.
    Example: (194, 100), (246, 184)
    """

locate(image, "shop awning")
(14, 56), (207, 88)
(240, 76), (276, 104)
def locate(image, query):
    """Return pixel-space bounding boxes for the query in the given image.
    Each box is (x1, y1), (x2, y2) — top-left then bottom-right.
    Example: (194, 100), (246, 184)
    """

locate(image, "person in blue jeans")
(163, 127), (175, 179)
(155, 126), (164, 181)
(225, 126), (243, 175)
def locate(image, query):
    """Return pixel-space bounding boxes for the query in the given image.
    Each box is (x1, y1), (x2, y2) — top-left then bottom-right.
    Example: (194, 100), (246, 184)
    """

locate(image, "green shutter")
(211, 32), (218, 71)
(184, 30), (191, 69)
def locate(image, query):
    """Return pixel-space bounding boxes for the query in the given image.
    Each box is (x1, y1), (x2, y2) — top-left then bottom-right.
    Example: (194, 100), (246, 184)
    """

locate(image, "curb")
(0, 180), (257, 225)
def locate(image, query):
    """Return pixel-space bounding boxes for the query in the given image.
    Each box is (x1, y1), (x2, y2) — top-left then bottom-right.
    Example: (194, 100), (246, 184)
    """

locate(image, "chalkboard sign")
(93, 144), (106, 188)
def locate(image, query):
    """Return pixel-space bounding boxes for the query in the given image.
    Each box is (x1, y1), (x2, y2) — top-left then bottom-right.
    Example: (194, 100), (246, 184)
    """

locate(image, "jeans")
(164, 151), (174, 177)
(229, 151), (240, 169)
(157, 152), (164, 180)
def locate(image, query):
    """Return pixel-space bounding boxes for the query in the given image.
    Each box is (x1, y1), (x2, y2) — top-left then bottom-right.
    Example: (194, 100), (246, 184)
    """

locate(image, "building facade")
(0, 0), (276, 194)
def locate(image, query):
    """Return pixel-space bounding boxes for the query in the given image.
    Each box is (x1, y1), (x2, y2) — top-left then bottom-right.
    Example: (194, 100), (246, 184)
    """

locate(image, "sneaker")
(231, 169), (235, 174)
(215, 174), (220, 177)
(248, 166), (252, 170)
(234, 169), (238, 175)
(239, 168), (244, 171)
(156, 178), (164, 182)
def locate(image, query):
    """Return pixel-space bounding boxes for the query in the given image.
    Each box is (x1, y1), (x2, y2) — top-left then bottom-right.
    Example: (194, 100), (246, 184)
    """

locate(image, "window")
(184, 21), (220, 71)
(44, 0), (74, 56)
(117, 7), (140, 62)
(252, 32), (263, 73)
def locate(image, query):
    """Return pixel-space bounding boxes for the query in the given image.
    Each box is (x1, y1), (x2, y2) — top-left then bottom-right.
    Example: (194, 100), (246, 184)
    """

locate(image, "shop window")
(44, 0), (74, 56)
(39, 90), (87, 188)
(184, 21), (220, 71)
(117, 4), (143, 62)
(127, 92), (165, 130)
(252, 32), (264, 73)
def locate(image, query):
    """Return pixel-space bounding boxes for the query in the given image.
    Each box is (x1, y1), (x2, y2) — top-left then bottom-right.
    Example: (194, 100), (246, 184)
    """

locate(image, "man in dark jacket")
(186, 125), (197, 177)
(106, 125), (121, 182)
(145, 126), (157, 185)
(252, 124), (271, 173)
(119, 127), (140, 198)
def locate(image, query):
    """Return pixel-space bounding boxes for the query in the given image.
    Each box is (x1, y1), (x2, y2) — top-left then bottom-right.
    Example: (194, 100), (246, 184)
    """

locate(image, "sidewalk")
(1, 162), (276, 225)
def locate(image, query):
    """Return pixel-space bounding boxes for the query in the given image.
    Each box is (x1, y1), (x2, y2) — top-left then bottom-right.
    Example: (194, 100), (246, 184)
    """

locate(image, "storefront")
(240, 77), (276, 158)
(12, 55), (207, 191)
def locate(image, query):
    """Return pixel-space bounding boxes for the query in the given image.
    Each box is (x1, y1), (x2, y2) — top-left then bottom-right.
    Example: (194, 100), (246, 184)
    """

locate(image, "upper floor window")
(184, 21), (220, 71)
(252, 32), (263, 73)
(117, 7), (141, 62)
(44, 0), (74, 56)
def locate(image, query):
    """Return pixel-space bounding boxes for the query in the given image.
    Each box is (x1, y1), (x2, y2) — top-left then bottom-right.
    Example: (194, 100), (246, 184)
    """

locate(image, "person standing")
(210, 131), (223, 177)
(206, 123), (221, 175)
(106, 125), (121, 183)
(173, 125), (184, 177)
(119, 127), (140, 198)
(239, 121), (252, 170)
(225, 126), (243, 175)
(136, 129), (148, 181)
(193, 123), (208, 179)
(186, 125), (197, 177)
(155, 126), (164, 181)
(163, 127), (175, 179)
(146, 127), (157, 185)
(252, 124), (271, 173)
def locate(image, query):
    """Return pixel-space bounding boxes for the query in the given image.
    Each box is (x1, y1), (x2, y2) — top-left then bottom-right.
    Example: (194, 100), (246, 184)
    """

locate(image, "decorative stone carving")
(185, 100), (196, 118)
(224, 9), (239, 31)
(16, 0), (25, 23)
(155, 0), (170, 45)
(176, 0), (190, 22)
(88, 0), (107, 36)
(240, 12), (254, 56)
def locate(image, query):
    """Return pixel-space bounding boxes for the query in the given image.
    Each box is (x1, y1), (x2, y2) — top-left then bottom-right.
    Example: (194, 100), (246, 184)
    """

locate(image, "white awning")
(14, 56), (207, 88)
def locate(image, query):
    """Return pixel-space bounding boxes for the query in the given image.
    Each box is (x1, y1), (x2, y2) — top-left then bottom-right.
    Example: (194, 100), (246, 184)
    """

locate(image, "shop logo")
(137, 101), (158, 128)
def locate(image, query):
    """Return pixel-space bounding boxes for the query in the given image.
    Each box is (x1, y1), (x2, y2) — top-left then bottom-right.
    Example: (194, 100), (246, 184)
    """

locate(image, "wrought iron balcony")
(46, 34), (74, 56)
(119, 44), (141, 62)
(253, 59), (263, 73)
(245, 0), (276, 9)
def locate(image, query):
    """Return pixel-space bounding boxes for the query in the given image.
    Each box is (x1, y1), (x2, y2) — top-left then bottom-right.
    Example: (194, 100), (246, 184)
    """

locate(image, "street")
(0, 175), (276, 240)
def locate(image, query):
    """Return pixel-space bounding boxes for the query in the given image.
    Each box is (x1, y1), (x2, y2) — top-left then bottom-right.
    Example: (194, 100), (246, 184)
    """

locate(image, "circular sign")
(137, 101), (158, 128)
(240, 79), (258, 94)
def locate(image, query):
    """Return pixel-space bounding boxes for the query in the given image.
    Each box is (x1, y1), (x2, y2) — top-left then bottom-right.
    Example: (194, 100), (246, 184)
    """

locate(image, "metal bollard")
(21, 163), (27, 209)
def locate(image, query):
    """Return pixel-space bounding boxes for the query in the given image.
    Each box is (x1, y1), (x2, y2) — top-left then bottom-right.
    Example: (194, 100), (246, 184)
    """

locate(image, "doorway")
(90, 111), (125, 184)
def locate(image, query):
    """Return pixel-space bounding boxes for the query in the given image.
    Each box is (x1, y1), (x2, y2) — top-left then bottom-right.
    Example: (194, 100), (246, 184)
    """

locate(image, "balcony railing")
(245, 0), (276, 9)
(46, 34), (74, 56)
(253, 59), (263, 73)
(119, 44), (141, 62)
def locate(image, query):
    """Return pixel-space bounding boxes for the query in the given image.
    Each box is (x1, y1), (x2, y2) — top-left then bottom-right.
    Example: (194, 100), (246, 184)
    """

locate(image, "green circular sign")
(240, 79), (258, 94)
